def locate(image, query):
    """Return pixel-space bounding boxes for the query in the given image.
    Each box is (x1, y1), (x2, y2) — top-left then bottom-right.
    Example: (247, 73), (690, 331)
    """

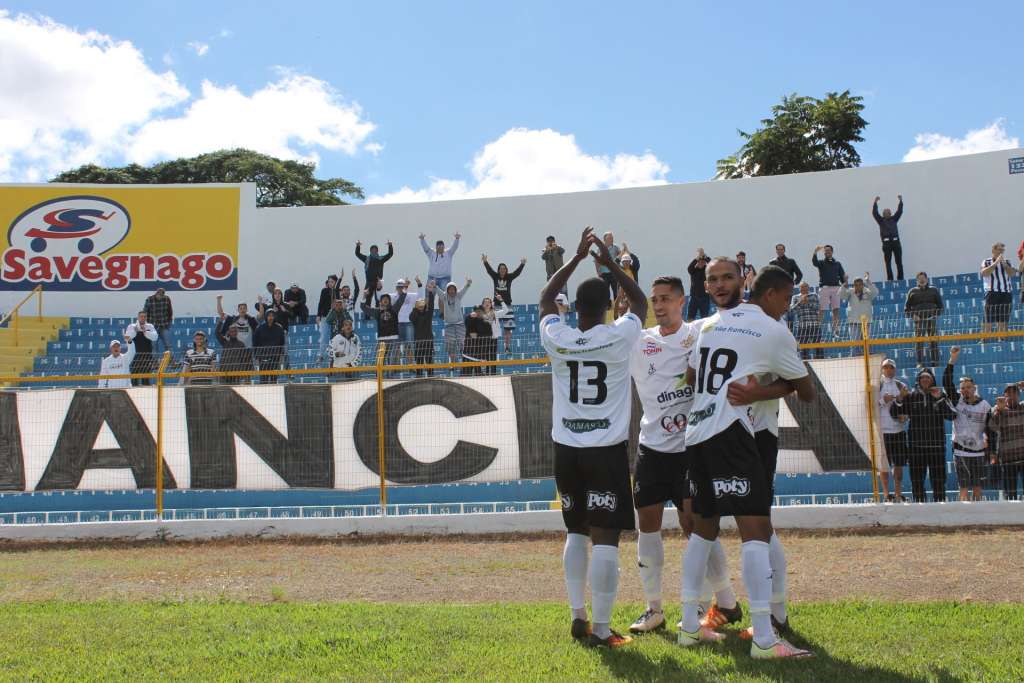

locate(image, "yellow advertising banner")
(0, 185), (240, 291)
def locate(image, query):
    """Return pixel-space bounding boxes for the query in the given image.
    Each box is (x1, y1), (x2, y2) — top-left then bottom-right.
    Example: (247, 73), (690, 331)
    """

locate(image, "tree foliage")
(715, 91), (867, 179)
(51, 149), (364, 207)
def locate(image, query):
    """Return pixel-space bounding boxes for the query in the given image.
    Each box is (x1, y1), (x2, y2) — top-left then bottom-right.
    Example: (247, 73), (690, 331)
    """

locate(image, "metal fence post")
(155, 351), (172, 519)
(861, 316), (880, 503)
(376, 343), (387, 515)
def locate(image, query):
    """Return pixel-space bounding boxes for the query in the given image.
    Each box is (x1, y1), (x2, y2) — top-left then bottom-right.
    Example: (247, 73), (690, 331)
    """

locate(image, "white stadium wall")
(2, 149), (1022, 316)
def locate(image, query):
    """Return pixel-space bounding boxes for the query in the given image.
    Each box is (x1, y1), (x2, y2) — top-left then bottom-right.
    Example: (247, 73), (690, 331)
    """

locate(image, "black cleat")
(571, 618), (592, 641)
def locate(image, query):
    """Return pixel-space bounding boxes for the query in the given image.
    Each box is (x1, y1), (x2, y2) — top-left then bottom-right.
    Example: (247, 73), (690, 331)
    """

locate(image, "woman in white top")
(98, 337), (135, 389)
(480, 297), (508, 375)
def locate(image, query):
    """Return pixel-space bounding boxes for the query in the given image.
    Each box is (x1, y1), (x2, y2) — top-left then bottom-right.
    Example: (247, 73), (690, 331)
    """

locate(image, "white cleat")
(628, 608), (665, 634)
(750, 636), (814, 659)
(676, 624), (726, 647)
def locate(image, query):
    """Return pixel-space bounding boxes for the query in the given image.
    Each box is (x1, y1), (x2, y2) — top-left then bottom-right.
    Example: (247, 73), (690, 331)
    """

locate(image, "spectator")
(215, 321), (254, 385)
(260, 288), (291, 331)
(872, 195), (905, 281)
(463, 305), (492, 376)
(942, 347), (991, 501)
(482, 255), (526, 305)
(124, 311), (157, 386)
(905, 272), (944, 368)
(283, 283), (309, 325)
(494, 293), (514, 354)
(419, 232), (461, 292)
(789, 281), (823, 360)
(255, 281), (277, 313)
(253, 310), (286, 384)
(811, 244), (846, 339)
(769, 243), (803, 284)
(316, 273), (343, 363)
(324, 299), (353, 345)
(595, 231), (621, 299)
(990, 383), (1024, 500)
(686, 248), (710, 320)
(97, 337), (135, 389)
(181, 330), (217, 386)
(878, 358), (910, 502)
(736, 251), (756, 298)
(840, 273), (878, 350)
(216, 296), (258, 348)
(361, 290), (406, 369)
(480, 297), (509, 372)
(542, 236), (566, 288)
(438, 279), (471, 368)
(555, 293), (570, 321)
(356, 240), (394, 295)
(393, 277), (420, 365)
(143, 287), (173, 353)
(980, 242), (1017, 337)
(618, 244), (640, 281)
(328, 318), (361, 381)
(890, 368), (956, 503)
(409, 282), (437, 376)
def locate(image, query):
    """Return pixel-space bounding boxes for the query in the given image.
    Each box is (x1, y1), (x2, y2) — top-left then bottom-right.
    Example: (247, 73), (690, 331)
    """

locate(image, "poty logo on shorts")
(560, 494), (573, 510)
(712, 477), (751, 498)
(586, 490), (617, 511)
(3, 195), (235, 291)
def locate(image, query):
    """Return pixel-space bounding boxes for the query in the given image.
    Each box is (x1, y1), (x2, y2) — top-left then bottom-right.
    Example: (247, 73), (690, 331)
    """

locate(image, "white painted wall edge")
(0, 502), (1020, 542)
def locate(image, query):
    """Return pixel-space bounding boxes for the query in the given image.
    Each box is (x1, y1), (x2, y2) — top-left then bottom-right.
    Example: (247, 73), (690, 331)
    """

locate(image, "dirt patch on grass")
(0, 527), (1020, 604)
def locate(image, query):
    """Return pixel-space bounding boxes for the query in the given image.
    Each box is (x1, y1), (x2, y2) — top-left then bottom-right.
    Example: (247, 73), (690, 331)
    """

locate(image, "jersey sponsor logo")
(714, 325), (763, 338)
(586, 490), (618, 511)
(561, 417), (611, 433)
(554, 341), (614, 355)
(647, 363), (657, 376)
(575, 337), (589, 345)
(657, 386), (693, 404)
(688, 403), (716, 426)
(712, 477), (751, 498)
(642, 341), (662, 356)
(560, 493), (573, 511)
(660, 413), (687, 433)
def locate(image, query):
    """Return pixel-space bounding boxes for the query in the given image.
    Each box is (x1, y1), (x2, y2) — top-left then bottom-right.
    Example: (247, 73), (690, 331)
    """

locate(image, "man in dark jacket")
(811, 245), (846, 339)
(872, 195), (904, 281)
(409, 283), (437, 376)
(686, 248), (710, 320)
(890, 368), (956, 502)
(283, 284), (309, 325)
(143, 288), (174, 353)
(216, 321), (255, 385)
(768, 243), (803, 284)
(253, 310), (287, 384)
(905, 272), (943, 368)
(356, 240), (394, 295)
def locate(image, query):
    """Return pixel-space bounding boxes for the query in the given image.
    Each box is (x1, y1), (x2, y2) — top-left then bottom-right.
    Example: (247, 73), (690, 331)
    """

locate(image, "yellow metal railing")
(0, 285), (43, 346)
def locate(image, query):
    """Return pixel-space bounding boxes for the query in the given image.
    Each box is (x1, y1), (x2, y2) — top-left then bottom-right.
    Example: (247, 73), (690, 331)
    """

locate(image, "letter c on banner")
(353, 380), (499, 484)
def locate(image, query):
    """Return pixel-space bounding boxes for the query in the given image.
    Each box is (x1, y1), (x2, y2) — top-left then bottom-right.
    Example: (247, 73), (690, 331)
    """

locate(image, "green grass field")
(1, 601), (1020, 682)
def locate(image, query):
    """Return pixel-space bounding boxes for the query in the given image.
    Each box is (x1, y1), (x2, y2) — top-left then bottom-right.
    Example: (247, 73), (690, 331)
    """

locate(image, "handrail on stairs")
(0, 285), (44, 346)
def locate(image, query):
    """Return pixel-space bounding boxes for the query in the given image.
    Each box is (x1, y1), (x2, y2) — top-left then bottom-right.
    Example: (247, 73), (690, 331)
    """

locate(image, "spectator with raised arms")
(356, 240), (393, 296)
(420, 232), (461, 292)
(872, 194), (905, 280)
(980, 242), (1017, 337)
(942, 346), (991, 501)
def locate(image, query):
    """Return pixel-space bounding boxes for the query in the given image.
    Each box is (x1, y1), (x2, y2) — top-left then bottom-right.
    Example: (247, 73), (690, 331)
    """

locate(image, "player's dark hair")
(651, 275), (684, 296)
(750, 265), (794, 300)
(707, 257), (741, 277)
(575, 277), (611, 317)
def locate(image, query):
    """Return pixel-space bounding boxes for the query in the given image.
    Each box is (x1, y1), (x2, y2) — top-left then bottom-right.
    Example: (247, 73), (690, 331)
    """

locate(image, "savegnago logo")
(2, 195), (235, 291)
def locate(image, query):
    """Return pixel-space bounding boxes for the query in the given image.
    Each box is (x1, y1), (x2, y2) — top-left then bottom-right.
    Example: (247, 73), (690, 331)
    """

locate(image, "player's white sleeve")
(540, 314), (563, 355)
(772, 327), (809, 380)
(688, 327), (703, 371)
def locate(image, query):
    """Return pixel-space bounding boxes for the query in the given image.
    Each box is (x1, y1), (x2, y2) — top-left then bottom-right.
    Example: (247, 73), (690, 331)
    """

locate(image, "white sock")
(706, 538), (737, 610)
(699, 578), (712, 615)
(680, 533), (714, 632)
(742, 540), (775, 648)
(637, 531), (664, 612)
(590, 545), (619, 639)
(563, 533), (589, 621)
(769, 533), (787, 623)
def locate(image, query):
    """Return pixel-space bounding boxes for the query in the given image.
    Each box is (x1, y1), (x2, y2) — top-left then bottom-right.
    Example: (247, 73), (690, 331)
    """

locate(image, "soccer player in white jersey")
(627, 276), (740, 635)
(678, 259), (816, 659)
(942, 346), (992, 501)
(540, 227), (648, 649)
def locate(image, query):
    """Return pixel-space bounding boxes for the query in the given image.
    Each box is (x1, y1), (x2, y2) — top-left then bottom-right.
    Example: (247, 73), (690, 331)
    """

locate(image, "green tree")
(715, 91), (867, 179)
(51, 149), (364, 207)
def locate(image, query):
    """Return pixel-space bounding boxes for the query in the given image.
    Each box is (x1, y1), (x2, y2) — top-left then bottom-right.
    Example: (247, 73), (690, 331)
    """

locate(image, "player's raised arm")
(589, 235), (647, 321)
(540, 226), (592, 317)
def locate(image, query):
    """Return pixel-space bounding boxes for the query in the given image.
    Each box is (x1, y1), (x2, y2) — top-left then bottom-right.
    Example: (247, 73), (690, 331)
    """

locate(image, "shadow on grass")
(593, 629), (957, 683)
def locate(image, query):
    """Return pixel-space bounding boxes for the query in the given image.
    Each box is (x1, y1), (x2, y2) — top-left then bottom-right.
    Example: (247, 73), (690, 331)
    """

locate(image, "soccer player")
(540, 226), (647, 649)
(942, 346), (991, 501)
(678, 259), (816, 659)
(627, 276), (740, 635)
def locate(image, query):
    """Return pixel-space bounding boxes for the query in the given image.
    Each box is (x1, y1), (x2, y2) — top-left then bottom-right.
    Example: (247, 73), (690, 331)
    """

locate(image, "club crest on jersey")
(562, 417), (611, 433)
(586, 490), (617, 511)
(712, 477), (751, 498)
(642, 341), (661, 356)
(682, 333), (696, 348)
(560, 494), (573, 511)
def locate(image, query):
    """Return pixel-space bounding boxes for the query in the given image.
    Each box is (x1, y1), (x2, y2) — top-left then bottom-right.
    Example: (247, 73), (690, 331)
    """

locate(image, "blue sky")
(1, 1), (1021, 201)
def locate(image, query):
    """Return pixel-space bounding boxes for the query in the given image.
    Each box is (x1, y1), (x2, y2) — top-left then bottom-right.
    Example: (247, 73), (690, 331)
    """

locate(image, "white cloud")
(219, 28), (233, 38)
(0, 11), (377, 181)
(903, 119), (1020, 162)
(367, 128), (669, 204)
(186, 41), (210, 57)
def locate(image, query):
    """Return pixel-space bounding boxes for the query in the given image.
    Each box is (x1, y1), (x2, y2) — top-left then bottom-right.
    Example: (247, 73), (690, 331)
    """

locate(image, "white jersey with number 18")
(541, 312), (643, 447)
(685, 303), (807, 447)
